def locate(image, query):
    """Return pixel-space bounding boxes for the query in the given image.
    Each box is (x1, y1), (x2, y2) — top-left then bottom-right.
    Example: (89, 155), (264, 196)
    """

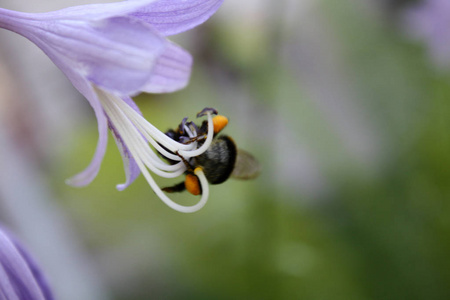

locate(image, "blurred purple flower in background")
(0, 0), (223, 212)
(0, 226), (53, 299)
(404, 0), (450, 68)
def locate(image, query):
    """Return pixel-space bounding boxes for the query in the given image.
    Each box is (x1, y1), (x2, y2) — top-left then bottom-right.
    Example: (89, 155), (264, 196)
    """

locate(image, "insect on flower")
(0, 0), (226, 212)
(160, 108), (261, 196)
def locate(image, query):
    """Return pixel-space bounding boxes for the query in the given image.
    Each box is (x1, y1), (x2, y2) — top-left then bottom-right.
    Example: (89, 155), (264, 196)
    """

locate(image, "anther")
(197, 107), (218, 118)
(187, 121), (199, 133)
(178, 117), (188, 134)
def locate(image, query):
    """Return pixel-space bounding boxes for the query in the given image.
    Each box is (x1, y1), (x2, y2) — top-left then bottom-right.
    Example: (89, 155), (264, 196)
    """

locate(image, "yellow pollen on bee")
(213, 115), (228, 134)
(185, 173), (201, 195)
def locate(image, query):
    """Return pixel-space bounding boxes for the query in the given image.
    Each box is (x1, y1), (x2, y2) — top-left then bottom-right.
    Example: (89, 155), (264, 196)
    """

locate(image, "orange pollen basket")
(212, 115), (228, 134)
(185, 173), (201, 195)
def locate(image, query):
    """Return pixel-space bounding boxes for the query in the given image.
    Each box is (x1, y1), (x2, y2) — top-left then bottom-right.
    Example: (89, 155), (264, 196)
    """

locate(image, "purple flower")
(0, 0), (223, 213)
(403, 0), (450, 68)
(0, 226), (53, 299)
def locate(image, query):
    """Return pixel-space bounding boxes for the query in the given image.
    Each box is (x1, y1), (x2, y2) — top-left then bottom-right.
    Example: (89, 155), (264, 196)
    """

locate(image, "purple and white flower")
(0, 226), (53, 299)
(0, 0), (223, 213)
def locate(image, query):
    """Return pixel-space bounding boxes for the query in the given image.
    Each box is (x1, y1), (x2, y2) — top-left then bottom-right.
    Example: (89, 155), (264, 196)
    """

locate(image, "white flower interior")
(95, 86), (213, 213)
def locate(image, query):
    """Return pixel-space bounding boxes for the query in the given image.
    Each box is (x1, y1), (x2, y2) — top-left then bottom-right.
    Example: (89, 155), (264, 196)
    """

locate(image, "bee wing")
(231, 149), (261, 180)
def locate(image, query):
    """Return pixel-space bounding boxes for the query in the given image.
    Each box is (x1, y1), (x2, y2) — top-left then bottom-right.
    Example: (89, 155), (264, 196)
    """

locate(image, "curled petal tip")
(65, 177), (88, 188)
(116, 183), (127, 191)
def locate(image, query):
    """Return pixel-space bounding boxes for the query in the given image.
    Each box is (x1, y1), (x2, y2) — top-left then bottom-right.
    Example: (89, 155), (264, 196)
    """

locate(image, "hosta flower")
(0, 226), (54, 299)
(403, 0), (450, 68)
(0, 0), (223, 213)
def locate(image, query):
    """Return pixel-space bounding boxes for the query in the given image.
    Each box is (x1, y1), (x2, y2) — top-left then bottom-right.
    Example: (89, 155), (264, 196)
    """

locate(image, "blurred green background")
(4, 0), (450, 299)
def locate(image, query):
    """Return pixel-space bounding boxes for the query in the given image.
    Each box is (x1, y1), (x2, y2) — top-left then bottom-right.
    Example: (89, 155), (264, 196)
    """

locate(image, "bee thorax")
(194, 135), (237, 184)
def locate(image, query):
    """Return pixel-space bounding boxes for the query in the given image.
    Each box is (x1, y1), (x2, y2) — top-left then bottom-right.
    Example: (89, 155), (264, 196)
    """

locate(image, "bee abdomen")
(194, 135), (237, 184)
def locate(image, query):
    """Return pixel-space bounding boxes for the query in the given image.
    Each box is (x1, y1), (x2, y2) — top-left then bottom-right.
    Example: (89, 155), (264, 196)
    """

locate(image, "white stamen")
(94, 86), (213, 212)
(109, 95), (194, 152)
(135, 158), (209, 213)
(100, 93), (184, 178)
(104, 89), (215, 159)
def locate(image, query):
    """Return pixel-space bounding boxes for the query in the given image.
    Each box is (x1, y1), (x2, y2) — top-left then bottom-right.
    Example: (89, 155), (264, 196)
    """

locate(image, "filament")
(95, 86), (212, 212)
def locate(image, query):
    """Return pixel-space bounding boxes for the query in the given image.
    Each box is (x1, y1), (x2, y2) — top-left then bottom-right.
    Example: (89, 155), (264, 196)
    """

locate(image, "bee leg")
(179, 136), (201, 144)
(185, 173), (202, 195)
(176, 151), (195, 173)
(162, 181), (186, 193)
(179, 134), (207, 145)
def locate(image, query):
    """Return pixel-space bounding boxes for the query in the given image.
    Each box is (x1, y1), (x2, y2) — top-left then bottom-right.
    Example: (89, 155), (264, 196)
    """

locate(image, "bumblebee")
(160, 108), (260, 195)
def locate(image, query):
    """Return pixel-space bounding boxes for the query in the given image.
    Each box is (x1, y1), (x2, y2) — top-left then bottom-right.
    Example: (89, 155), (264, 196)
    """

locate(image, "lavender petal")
(142, 41), (193, 93)
(65, 75), (109, 187)
(4, 12), (166, 97)
(40, 0), (159, 21)
(8, 233), (54, 300)
(0, 229), (49, 300)
(84, 16), (166, 96)
(109, 97), (142, 191)
(131, 0), (224, 36)
(404, 0), (450, 67)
